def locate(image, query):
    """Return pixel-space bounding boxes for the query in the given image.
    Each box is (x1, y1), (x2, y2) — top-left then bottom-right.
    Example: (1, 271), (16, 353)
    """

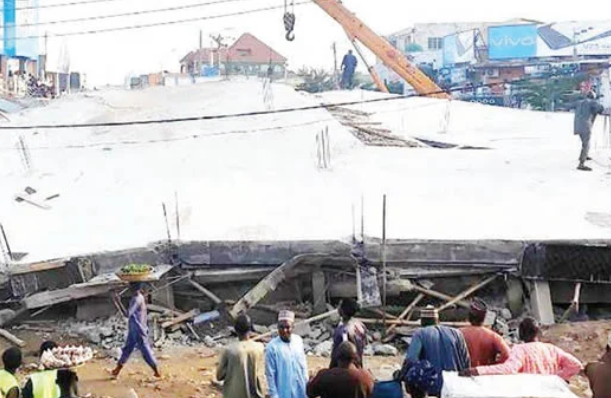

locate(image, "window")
(427, 37), (443, 50)
(236, 49), (252, 56)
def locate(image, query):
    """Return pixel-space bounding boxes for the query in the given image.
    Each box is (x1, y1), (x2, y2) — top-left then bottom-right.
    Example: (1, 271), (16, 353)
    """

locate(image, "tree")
(512, 73), (587, 111)
(405, 43), (424, 53)
(295, 67), (335, 93)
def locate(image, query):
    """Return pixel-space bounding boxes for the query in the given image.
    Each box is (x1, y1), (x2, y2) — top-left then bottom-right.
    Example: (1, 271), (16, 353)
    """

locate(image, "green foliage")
(513, 74), (587, 111)
(121, 264), (152, 274)
(295, 67), (336, 93)
(405, 43), (424, 53)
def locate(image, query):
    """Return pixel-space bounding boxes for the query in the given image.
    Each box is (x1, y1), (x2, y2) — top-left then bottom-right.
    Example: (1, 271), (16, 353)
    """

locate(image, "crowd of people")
(0, 343), (80, 398)
(2, 287), (611, 398)
(216, 298), (609, 398)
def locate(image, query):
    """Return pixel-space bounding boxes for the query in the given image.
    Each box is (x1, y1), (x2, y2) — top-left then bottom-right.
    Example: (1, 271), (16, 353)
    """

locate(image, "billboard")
(488, 21), (611, 60)
(443, 30), (478, 66)
(537, 22), (611, 57)
(488, 24), (537, 60)
(1, 0), (39, 60)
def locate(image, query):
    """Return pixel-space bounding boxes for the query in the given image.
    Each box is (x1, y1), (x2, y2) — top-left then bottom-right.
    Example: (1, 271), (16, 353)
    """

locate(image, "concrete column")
(530, 281), (555, 325)
(312, 270), (327, 315)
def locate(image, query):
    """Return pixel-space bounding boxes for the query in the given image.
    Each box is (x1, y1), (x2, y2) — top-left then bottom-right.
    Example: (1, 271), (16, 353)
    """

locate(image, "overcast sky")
(34, 0), (611, 86)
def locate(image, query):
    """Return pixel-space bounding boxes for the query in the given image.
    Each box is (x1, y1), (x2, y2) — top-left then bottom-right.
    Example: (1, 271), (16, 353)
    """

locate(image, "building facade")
(180, 33), (287, 78)
(378, 19), (611, 109)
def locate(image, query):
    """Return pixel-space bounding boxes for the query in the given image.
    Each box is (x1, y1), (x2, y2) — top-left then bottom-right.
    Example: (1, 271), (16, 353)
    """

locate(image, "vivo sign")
(488, 25), (538, 59)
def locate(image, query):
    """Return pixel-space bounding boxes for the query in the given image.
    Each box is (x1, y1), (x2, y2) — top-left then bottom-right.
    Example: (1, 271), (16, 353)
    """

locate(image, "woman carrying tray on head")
(112, 282), (161, 378)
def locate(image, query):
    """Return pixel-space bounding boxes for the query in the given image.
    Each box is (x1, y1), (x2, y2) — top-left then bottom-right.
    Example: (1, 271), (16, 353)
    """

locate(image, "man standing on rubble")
(460, 300), (510, 367)
(266, 310), (308, 398)
(112, 282), (161, 379)
(330, 298), (367, 369)
(23, 341), (61, 398)
(401, 306), (470, 398)
(217, 314), (264, 398)
(460, 317), (582, 380)
(341, 50), (358, 89)
(585, 331), (611, 398)
(574, 90), (606, 171)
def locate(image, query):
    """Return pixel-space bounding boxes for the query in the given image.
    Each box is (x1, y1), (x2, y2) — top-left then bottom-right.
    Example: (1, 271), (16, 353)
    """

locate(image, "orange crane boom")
(311, 0), (450, 99)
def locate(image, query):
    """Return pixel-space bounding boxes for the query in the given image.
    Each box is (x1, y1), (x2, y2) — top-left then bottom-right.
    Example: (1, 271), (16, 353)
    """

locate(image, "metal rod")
(0, 223), (13, 262)
(175, 191), (181, 240)
(162, 202), (172, 242)
(381, 194), (387, 335)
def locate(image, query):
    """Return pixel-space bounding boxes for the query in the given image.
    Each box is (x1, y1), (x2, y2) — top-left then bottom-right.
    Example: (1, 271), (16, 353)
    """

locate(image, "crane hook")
(283, 12), (296, 41)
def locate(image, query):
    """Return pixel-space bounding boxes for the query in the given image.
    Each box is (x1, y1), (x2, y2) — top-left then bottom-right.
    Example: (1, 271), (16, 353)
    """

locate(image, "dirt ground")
(2, 320), (610, 398)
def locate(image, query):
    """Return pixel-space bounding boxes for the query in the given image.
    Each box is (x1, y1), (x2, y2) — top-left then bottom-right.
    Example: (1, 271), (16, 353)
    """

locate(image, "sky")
(30, 0), (611, 86)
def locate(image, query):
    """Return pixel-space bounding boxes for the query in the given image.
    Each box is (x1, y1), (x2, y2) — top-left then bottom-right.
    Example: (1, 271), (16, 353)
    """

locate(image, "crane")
(284, 0), (449, 99)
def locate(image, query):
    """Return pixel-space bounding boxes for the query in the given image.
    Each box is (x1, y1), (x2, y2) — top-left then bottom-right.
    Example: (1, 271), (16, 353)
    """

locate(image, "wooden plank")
(193, 267), (275, 284)
(148, 304), (184, 317)
(411, 285), (470, 310)
(357, 318), (470, 327)
(9, 260), (67, 276)
(438, 274), (499, 311)
(230, 253), (332, 319)
(24, 284), (116, 310)
(14, 194), (51, 210)
(161, 309), (198, 329)
(0, 328), (26, 347)
(187, 279), (222, 306)
(387, 293), (425, 335)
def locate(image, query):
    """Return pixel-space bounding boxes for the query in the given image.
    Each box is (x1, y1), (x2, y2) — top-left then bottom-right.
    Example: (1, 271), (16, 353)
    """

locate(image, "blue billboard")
(1, 0), (39, 60)
(488, 24), (537, 60)
(3, 0), (16, 57)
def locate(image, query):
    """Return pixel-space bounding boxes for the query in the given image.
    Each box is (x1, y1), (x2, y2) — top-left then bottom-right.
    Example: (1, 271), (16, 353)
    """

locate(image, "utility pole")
(198, 29), (203, 76)
(43, 31), (48, 78)
(332, 42), (338, 88)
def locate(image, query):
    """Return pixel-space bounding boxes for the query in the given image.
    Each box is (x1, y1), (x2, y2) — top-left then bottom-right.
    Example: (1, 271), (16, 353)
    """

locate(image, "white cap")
(278, 310), (295, 323)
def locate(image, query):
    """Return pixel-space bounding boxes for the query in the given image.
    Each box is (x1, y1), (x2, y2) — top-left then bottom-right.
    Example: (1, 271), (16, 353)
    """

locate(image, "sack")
(372, 380), (403, 398)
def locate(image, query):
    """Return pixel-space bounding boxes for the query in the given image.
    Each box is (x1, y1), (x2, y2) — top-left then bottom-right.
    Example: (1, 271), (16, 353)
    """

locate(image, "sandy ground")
(1, 320), (610, 398)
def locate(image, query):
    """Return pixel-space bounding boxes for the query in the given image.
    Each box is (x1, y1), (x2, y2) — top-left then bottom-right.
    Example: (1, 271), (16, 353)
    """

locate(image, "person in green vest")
(23, 341), (62, 398)
(0, 346), (22, 398)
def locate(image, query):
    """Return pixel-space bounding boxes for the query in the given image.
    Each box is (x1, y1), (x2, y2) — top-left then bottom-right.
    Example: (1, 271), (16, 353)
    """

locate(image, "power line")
(0, 70), (604, 130)
(0, 118), (334, 151)
(0, 0), (258, 28)
(1, 0), (128, 12)
(6, 1), (310, 41)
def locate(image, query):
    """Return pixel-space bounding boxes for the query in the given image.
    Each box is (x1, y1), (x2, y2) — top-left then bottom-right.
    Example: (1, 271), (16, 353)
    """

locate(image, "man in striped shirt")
(460, 317), (582, 380)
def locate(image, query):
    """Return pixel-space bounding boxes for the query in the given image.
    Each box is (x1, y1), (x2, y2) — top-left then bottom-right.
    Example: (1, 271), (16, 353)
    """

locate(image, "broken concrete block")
(308, 328), (323, 340)
(363, 345), (374, 357)
(203, 336), (216, 348)
(373, 343), (398, 356)
(253, 324), (270, 334)
(313, 341), (333, 357)
(99, 327), (114, 338)
(501, 309), (513, 320)
(317, 332), (332, 343)
(294, 322), (312, 338)
(0, 309), (16, 326)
